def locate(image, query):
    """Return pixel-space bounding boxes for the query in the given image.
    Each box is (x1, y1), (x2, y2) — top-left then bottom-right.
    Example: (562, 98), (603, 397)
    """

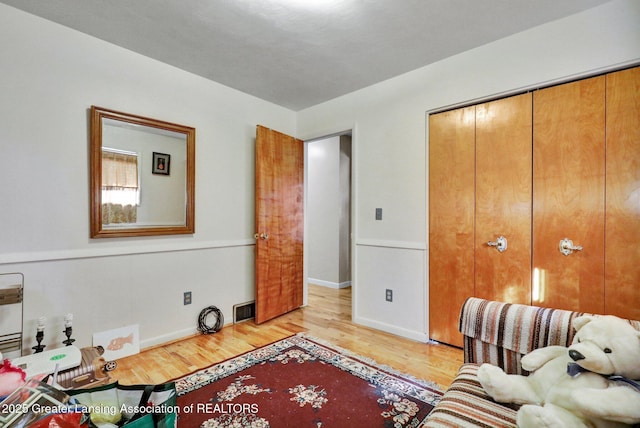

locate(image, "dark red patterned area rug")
(175, 334), (442, 427)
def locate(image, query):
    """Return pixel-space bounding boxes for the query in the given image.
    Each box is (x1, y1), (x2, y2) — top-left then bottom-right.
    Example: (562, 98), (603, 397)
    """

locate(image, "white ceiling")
(1, 0), (612, 110)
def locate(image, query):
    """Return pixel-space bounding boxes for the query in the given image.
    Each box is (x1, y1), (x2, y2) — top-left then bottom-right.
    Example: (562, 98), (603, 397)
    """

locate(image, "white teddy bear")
(477, 315), (640, 428)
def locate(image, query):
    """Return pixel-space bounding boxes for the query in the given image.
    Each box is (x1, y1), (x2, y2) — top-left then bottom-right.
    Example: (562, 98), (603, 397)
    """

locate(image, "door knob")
(487, 236), (508, 253)
(559, 238), (582, 256)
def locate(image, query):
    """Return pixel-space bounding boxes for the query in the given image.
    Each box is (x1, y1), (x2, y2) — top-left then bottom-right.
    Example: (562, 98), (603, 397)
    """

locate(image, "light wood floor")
(111, 284), (463, 389)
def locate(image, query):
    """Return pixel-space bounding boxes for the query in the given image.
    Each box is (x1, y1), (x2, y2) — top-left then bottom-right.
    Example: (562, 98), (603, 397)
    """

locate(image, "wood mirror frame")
(90, 106), (195, 238)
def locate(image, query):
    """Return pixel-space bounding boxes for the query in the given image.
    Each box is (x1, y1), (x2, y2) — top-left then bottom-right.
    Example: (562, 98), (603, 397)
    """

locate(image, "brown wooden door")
(429, 106), (476, 347)
(532, 76), (606, 314)
(475, 93), (532, 304)
(605, 66), (640, 320)
(255, 125), (304, 324)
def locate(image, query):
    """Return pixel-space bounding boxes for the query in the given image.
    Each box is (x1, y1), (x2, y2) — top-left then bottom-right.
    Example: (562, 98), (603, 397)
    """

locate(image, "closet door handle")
(487, 236), (508, 253)
(559, 238), (582, 256)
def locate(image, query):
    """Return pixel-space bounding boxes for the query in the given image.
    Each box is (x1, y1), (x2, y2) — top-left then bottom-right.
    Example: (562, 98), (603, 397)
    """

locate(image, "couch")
(423, 297), (640, 427)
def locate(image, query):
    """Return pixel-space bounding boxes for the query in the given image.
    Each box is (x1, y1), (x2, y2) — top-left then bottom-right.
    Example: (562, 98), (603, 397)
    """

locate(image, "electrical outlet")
(183, 291), (192, 305)
(375, 208), (383, 220)
(385, 289), (393, 302)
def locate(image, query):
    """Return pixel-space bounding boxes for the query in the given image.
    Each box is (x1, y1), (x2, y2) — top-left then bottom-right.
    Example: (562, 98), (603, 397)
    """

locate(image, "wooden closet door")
(605, 66), (640, 320)
(429, 106), (475, 347)
(475, 93), (532, 304)
(532, 76), (605, 314)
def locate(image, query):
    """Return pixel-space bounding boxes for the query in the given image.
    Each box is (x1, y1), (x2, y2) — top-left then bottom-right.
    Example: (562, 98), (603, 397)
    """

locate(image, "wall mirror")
(90, 106), (195, 238)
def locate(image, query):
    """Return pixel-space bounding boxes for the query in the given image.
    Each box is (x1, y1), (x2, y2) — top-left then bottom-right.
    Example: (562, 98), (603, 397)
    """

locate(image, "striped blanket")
(424, 298), (640, 427)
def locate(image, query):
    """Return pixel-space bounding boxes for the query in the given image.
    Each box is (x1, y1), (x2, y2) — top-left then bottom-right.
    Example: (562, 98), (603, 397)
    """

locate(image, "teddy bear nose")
(569, 350), (585, 361)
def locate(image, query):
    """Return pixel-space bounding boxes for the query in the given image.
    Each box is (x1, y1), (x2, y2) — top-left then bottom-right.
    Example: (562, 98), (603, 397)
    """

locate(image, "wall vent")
(233, 301), (255, 323)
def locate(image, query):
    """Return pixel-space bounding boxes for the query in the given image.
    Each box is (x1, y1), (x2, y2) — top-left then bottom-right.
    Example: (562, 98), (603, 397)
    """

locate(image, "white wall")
(0, 3), (296, 351)
(297, 0), (640, 341)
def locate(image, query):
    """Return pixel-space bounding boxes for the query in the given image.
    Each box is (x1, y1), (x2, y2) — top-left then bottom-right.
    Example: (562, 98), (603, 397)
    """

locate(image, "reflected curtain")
(102, 149), (138, 224)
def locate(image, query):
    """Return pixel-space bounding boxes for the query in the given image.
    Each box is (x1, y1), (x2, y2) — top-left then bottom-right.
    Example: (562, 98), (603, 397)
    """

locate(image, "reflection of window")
(102, 148), (139, 224)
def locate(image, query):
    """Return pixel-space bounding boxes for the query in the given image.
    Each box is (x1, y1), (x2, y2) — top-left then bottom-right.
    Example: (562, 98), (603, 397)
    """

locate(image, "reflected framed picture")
(152, 152), (170, 175)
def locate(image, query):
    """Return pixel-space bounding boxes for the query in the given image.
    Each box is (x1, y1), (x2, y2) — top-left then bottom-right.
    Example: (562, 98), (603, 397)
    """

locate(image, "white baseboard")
(352, 315), (428, 343)
(140, 317), (425, 353)
(139, 326), (200, 350)
(308, 278), (351, 289)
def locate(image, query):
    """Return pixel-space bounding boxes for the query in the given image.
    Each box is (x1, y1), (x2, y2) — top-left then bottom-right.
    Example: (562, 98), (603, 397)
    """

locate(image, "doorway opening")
(304, 133), (352, 317)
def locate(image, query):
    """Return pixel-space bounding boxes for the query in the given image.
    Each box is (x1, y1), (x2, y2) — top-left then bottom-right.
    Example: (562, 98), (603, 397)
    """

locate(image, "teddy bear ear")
(573, 315), (595, 331)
